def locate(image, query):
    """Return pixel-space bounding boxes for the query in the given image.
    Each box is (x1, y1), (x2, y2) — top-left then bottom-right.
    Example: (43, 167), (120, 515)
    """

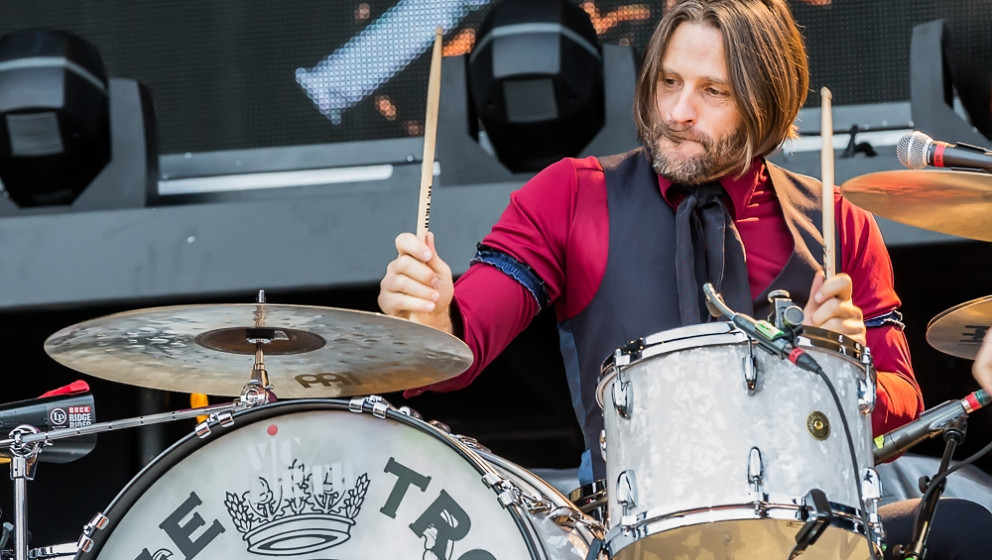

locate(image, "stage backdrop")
(1, 0), (988, 155)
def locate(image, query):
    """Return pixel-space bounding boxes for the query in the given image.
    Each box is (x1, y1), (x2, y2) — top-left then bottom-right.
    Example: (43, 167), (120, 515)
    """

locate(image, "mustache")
(653, 120), (712, 147)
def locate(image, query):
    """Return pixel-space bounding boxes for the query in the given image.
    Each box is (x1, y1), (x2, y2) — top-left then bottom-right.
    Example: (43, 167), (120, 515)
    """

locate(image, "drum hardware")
(767, 289), (806, 336)
(598, 430), (606, 460)
(790, 489), (835, 559)
(428, 419), (452, 433)
(861, 467), (886, 552)
(704, 283), (824, 376)
(396, 405), (423, 419)
(925, 295), (992, 360)
(841, 168), (992, 242)
(614, 470), (637, 522)
(610, 369), (632, 420)
(453, 434), (491, 452)
(858, 347), (877, 414)
(746, 447), (766, 504)
(25, 543), (79, 559)
(73, 512), (109, 556)
(43, 294), (473, 399)
(348, 394), (391, 418)
(742, 339), (758, 393)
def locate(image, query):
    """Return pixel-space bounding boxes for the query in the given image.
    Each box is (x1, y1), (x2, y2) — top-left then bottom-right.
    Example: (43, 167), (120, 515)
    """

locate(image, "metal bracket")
(861, 467), (886, 550)
(742, 341), (758, 393)
(859, 347), (877, 415)
(616, 470), (637, 515)
(611, 350), (632, 419)
(747, 447), (765, 504)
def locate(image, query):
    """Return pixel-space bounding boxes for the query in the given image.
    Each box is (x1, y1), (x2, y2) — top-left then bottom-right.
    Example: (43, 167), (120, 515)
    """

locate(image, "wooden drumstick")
(417, 27), (444, 240)
(820, 87), (836, 279)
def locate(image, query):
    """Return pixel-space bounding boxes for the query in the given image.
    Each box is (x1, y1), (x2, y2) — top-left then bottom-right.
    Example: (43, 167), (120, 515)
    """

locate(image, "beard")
(647, 120), (747, 185)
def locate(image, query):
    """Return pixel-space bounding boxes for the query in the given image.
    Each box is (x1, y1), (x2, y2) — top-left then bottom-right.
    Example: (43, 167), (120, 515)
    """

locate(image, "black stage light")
(0, 29), (111, 207)
(467, 0), (604, 173)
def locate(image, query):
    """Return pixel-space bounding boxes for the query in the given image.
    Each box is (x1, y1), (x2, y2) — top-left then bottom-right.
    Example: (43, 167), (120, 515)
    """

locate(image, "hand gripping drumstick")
(820, 87), (836, 279)
(416, 27), (444, 240)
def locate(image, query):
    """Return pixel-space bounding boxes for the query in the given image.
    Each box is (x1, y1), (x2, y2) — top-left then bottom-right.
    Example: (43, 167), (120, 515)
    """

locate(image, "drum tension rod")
(790, 488), (834, 559)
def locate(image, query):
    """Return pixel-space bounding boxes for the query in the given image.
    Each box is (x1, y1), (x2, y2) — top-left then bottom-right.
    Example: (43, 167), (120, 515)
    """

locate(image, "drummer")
(379, 0), (991, 557)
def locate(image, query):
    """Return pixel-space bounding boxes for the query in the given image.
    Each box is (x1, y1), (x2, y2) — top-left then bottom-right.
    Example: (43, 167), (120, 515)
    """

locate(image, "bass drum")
(76, 399), (595, 560)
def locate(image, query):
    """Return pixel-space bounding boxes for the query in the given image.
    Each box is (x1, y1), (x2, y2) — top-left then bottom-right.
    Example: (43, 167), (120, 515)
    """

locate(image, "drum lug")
(397, 406), (422, 419)
(549, 505), (582, 529)
(453, 434), (491, 453)
(194, 411), (234, 439)
(861, 466), (886, 549)
(747, 446), (767, 504)
(75, 511), (108, 553)
(611, 351), (632, 419)
(742, 341), (758, 393)
(616, 469), (637, 514)
(347, 395), (392, 418)
(859, 347), (877, 415)
(428, 419), (451, 433)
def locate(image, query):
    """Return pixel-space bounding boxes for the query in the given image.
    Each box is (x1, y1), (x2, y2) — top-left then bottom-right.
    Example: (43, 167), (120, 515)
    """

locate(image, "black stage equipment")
(0, 28), (158, 215)
(910, 20), (991, 146)
(466, 0), (605, 173)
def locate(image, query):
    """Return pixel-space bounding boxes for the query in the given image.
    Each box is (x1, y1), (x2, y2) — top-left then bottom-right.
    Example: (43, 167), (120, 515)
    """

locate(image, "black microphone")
(872, 389), (991, 464)
(896, 131), (992, 173)
(702, 283), (823, 375)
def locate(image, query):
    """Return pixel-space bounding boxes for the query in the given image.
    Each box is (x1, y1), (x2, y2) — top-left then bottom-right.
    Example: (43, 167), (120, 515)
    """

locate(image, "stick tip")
(820, 86), (832, 99)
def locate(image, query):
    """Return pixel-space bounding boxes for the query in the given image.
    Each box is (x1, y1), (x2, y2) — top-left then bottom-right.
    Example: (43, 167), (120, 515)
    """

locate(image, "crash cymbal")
(926, 296), (992, 360)
(841, 169), (992, 242)
(44, 304), (473, 398)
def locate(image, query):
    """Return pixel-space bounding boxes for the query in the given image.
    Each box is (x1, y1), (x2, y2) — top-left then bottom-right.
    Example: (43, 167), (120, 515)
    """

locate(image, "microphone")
(872, 389), (991, 464)
(702, 283), (823, 375)
(896, 131), (992, 173)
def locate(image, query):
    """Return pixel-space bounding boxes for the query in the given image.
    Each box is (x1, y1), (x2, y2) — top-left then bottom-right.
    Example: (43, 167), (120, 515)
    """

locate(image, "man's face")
(649, 22), (746, 185)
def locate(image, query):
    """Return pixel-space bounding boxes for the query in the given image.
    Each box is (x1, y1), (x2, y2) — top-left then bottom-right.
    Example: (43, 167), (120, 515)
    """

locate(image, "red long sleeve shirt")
(413, 156), (924, 437)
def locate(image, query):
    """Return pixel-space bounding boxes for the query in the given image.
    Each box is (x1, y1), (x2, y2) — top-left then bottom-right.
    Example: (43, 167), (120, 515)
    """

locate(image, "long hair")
(633, 0), (809, 175)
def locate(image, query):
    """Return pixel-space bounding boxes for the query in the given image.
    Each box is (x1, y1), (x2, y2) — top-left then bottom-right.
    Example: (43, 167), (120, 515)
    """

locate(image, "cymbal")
(44, 304), (473, 398)
(926, 296), (992, 359)
(840, 169), (992, 242)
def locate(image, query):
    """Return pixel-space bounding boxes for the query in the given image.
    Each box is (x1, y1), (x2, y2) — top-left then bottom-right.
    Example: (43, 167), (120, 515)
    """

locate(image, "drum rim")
(76, 398), (543, 559)
(596, 321), (868, 407)
(603, 501), (875, 557)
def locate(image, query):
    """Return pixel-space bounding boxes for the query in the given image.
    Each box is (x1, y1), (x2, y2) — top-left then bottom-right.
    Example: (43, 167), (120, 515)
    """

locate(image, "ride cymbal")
(926, 296), (992, 360)
(44, 304), (473, 398)
(841, 169), (992, 242)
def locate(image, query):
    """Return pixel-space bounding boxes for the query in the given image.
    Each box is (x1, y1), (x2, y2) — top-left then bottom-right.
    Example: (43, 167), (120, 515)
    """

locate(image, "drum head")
(79, 400), (539, 559)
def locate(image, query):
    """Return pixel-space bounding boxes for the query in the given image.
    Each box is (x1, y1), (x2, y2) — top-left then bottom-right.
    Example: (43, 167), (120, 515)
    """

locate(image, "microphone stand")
(892, 413), (968, 559)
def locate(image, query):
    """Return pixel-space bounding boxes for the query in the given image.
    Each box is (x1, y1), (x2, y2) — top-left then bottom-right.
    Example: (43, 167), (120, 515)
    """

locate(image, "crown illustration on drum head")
(223, 459), (370, 556)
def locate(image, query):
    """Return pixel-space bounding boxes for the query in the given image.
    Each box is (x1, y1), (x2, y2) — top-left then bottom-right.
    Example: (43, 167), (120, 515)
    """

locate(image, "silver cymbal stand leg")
(9, 425), (42, 560)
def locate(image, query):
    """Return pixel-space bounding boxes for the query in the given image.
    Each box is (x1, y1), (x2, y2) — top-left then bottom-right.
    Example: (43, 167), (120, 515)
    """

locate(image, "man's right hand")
(378, 231), (455, 335)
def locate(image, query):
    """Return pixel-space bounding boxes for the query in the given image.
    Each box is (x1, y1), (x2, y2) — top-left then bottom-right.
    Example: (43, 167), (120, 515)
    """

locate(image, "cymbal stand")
(8, 426), (41, 560)
(242, 289), (276, 407)
(893, 415), (967, 559)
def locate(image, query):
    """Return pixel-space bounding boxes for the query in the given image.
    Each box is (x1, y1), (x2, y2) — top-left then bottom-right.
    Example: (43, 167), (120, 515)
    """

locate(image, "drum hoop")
(603, 501), (873, 557)
(77, 399), (541, 559)
(597, 322), (868, 406)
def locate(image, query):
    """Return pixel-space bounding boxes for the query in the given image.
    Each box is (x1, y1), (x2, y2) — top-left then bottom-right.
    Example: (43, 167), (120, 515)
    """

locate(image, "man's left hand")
(803, 271), (866, 346)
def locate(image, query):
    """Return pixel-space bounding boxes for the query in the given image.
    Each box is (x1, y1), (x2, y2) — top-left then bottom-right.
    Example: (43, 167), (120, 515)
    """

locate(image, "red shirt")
(414, 156), (924, 436)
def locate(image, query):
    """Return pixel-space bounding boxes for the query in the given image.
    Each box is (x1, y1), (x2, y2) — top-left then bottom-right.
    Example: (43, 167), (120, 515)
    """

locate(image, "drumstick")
(820, 87), (836, 279)
(416, 27), (444, 240)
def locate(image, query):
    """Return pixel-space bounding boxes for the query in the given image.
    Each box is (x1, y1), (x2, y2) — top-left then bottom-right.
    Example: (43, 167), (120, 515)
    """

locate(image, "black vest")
(559, 148), (831, 483)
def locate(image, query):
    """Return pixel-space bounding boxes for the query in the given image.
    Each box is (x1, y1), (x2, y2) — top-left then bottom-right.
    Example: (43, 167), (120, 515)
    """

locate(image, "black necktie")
(673, 183), (753, 325)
